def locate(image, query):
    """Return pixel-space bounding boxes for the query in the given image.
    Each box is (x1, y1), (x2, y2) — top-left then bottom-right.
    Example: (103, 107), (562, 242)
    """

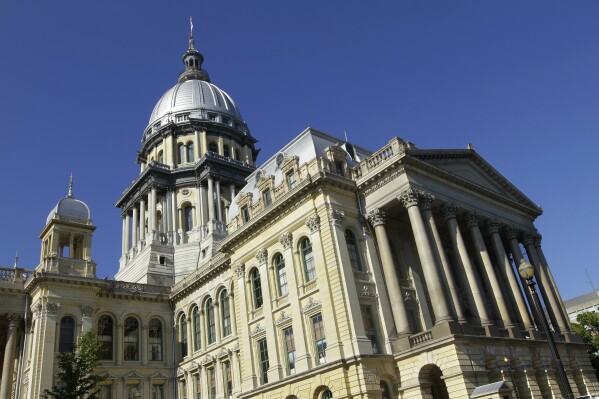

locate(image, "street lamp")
(517, 259), (574, 399)
(504, 356), (520, 399)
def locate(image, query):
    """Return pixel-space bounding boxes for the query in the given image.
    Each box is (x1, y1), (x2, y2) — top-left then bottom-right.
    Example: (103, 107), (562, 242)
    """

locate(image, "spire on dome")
(178, 17), (210, 83)
(67, 173), (74, 197)
(189, 16), (195, 50)
(13, 251), (18, 268)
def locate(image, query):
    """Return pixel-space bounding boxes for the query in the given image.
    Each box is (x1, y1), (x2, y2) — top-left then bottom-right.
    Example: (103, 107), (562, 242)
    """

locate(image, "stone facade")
(1, 28), (597, 399)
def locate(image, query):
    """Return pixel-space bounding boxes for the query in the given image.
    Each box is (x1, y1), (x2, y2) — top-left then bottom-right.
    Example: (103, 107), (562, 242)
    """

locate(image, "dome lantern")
(178, 17), (210, 83)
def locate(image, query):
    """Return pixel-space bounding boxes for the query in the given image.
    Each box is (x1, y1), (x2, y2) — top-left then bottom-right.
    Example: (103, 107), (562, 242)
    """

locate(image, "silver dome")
(147, 80), (243, 130)
(46, 196), (91, 225)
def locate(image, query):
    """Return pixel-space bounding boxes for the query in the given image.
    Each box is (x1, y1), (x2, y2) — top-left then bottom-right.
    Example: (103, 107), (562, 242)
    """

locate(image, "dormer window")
(262, 190), (272, 206)
(241, 206), (250, 223)
(286, 171), (297, 189)
(208, 113), (218, 122)
(335, 161), (345, 176)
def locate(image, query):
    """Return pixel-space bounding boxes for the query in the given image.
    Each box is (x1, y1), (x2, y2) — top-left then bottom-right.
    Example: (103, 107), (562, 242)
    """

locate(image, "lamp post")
(504, 356), (520, 399)
(517, 259), (574, 399)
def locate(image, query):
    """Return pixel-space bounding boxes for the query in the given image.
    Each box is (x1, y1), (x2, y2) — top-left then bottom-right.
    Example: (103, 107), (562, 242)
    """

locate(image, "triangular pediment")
(406, 149), (541, 213)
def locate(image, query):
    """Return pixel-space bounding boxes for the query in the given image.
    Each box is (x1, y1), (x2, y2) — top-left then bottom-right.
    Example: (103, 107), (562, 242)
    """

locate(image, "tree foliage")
(43, 330), (106, 399)
(572, 310), (599, 374)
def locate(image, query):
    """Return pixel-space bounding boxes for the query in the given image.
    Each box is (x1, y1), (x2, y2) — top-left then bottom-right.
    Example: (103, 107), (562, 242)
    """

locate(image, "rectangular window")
(241, 206), (250, 223)
(360, 305), (380, 354)
(258, 338), (269, 384)
(311, 314), (327, 364)
(99, 385), (112, 399)
(223, 361), (233, 397)
(335, 161), (345, 176)
(286, 171), (297, 189)
(262, 189), (272, 206)
(194, 374), (201, 399)
(283, 327), (296, 375)
(208, 368), (216, 399)
(151, 384), (163, 399)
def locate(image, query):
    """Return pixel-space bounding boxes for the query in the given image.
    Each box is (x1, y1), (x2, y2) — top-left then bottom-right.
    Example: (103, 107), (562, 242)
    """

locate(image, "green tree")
(43, 330), (106, 399)
(572, 310), (599, 376)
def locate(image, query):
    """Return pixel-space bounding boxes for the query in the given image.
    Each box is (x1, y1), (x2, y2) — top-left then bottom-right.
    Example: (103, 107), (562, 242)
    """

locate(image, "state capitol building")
(0, 25), (596, 399)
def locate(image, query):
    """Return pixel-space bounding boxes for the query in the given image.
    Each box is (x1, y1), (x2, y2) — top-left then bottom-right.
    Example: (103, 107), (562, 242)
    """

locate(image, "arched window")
(251, 268), (263, 309)
(223, 145), (230, 158)
(157, 150), (164, 164)
(220, 290), (231, 337)
(300, 238), (316, 282)
(274, 254), (288, 296)
(187, 142), (195, 163)
(183, 205), (193, 232)
(322, 390), (333, 399)
(97, 315), (114, 360)
(178, 143), (185, 164)
(179, 314), (188, 358)
(149, 318), (163, 361)
(208, 142), (218, 154)
(206, 298), (216, 345)
(59, 316), (75, 352)
(192, 307), (201, 352)
(124, 317), (139, 361)
(345, 230), (363, 271)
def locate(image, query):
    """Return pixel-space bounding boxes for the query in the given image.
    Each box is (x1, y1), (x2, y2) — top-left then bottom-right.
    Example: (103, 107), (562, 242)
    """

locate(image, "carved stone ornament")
(45, 302), (60, 315)
(403, 291), (419, 304)
(7, 313), (23, 329)
(81, 305), (95, 318)
(360, 285), (377, 298)
(485, 219), (501, 235)
(465, 211), (480, 228)
(251, 324), (265, 337)
(255, 248), (268, 264)
(275, 311), (291, 326)
(201, 355), (215, 366)
(230, 343), (240, 353)
(279, 232), (292, 250)
(217, 348), (230, 359)
(306, 214), (321, 233)
(398, 187), (422, 208)
(521, 232), (535, 246)
(329, 209), (345, 226)
(367, 209), (386, 227)
(359, 216), (371, 236)
(533, 233), (543, 247)
(418, 192), (434, 211)
(441, 203), (458, 221)
(302, 297), (321, 314)
(233, 264), (245, 278)
(502, 225), (519, 241)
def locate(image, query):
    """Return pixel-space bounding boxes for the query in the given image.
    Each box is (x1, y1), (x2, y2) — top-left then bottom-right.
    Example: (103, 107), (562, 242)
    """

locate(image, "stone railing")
(0, 267), (33, 284)
(409, 330), (433, 347)
(105, 280), (171, 295)
(352, 137), (413, 179)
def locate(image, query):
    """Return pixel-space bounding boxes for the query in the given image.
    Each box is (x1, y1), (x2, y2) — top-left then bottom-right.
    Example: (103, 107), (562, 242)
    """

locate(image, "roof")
(46, 195), (91, 225)
(564, 290), (599, 313)
(471, 381), (512, 398)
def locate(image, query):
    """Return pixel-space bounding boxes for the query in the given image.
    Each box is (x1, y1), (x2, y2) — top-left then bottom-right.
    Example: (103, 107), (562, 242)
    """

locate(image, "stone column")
(503, 226), (541, 327)
(486, 220), (534, 331)
(441, 203), (491, 326)
(420, 198), (466, 324)
(466, 212), (514, 330)
(141, 323), (148, 366)
(170, 190), (178, 245)
(139, 198), (146, 241)
(534, 234), (571, 332)
(149, 187), (157, 240)
(125, 214), (131, 253)
(121, 216), (127, 257)
(169, 133), (176, 167)
(0, 314), (22, 399)
(132, 206), (139, 248)
(215, 180), (223, 222)
(367, 209), (412, 336)
(116, 321), (123, 366)
(522, 233), (567, 333)
(194, 130), (200, 160)
(230, 184), (236, 202)
(196, 184), (203, 230)
(200, 130), (207, 158)
(207, 177), (216, 222)
(399, 189), (452, 324)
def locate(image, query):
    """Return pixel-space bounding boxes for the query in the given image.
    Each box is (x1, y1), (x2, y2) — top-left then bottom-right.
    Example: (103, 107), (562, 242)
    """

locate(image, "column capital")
(45, 302), (60, 315)
(255, 248), (268, 264)
(502, 225), (520, 241)
(81, 305), (95, 318)
(329, 209), (345, 226)
(465, 211), (480, 228)
(279, 232), (292, 249)
(7, 314), (23, 329)
(418, 192), (434, 211)
(305, 214), (321, 233)
(533, 233), (543, 247)
(366, 209), (386, 227)
(521, 232), (535, 246)
(485, 218), (501, 235)
(398, 187), (422, 208)
(441, 203), (458, 221)
(233, 263), (245, 279)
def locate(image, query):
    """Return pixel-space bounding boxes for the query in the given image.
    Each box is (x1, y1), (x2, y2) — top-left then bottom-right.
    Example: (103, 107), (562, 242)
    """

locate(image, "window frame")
(311, 313), (327, 365)
(220, 290), (231, 338)
(206, 298), (216, 345)
(148, 318), (164, 361)
(59, 316), (76, 353)
(300, 238), (316, 282)
(97, 315), (114, 360)
(274, 253), (288, 296)
(251, 268), (263, 309)
(123, 317), (140, 361)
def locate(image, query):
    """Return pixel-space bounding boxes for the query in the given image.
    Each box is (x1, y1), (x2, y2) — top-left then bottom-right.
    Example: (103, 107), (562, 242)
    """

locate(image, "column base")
(432, 320), (462, 339)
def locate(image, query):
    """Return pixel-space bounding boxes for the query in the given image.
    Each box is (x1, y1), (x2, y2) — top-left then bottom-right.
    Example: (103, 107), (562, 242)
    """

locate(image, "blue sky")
(0, 1), (597, 301)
